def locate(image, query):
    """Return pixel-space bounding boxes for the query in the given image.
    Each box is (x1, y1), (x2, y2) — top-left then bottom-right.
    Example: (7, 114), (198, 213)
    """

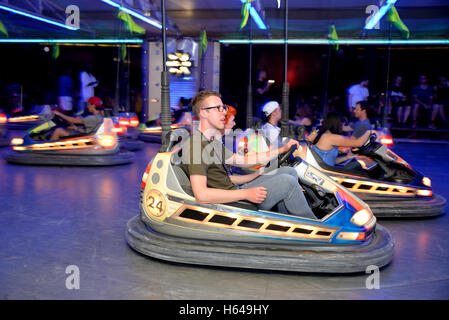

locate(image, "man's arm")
(343, 124), (354, 132)
(229, 168), (263, 185)
(88, 76), (98, 87)
(330, 130), (371, 148)
(256, 82), (271, 95)
(227, 139), (299, 168)
(190, 174), (266, 204)
(54, 110), (84, 125)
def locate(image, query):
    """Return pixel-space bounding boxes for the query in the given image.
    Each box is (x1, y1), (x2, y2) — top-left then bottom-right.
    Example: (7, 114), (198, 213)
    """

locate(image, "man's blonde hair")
(191, 90), (221, 118)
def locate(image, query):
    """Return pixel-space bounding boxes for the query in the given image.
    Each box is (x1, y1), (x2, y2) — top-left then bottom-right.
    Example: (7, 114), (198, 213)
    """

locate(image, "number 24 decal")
(147, 196), (163, 212)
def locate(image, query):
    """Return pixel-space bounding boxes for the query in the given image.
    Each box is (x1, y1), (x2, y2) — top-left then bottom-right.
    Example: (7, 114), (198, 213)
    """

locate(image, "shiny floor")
(0, 133), (448, 300)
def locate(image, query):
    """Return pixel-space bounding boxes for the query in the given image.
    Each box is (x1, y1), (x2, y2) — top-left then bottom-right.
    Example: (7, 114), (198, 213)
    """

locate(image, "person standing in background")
(390, 75), (411, 126)
(346, 78), (369, 118)
(254, 70), (273, 119)
(77, 63), (98, 116)
(430, 76), (449, 129)
(411, 75), (433, 128)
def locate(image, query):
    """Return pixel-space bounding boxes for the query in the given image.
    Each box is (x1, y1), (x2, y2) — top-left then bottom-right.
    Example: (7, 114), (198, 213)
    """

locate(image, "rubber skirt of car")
(366, 194), (446, 218)
(0, 136), (10, 147)
(125, 215), (395, 274)
(139, 133), (161, 143)
(4, 150), (135, 166)
(120, 139), (144, 151)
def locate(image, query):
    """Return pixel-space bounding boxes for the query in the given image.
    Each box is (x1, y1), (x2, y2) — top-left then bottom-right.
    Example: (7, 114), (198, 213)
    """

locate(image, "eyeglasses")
(202, 105), (229, 113)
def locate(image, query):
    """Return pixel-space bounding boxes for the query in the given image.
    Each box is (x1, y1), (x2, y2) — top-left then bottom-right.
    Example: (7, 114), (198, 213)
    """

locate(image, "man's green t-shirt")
(81, 114), (103, 133)
(181, 130), (237, 190)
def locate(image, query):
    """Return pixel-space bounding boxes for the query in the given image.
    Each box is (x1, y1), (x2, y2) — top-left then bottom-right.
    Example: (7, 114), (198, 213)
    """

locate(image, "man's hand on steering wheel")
(278, 139), (299, 165)
(280, 139), (299, 154)
(352, 131), (377, 154)
(52, 110), (72, 127)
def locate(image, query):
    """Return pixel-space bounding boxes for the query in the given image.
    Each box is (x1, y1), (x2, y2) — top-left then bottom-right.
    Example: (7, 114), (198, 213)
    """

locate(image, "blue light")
(219, 38), (449, 45)
(240, 0), (267, 30)
(101, 0), (162, 29)
(248, 6), (267, 30)
(365, 0), (397, 30)
(0, 39), (143, 44)
(0, 4), (77, 30)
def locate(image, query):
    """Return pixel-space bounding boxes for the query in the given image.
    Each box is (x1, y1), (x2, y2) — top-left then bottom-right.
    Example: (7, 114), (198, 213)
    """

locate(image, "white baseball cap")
(262, 101), (279, 117)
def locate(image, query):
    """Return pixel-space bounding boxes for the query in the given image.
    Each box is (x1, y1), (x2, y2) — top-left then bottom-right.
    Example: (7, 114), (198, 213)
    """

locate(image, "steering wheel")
(52, 113), (72, 127)
(278, 144), (297, 166)
(352, 133), (377, 154)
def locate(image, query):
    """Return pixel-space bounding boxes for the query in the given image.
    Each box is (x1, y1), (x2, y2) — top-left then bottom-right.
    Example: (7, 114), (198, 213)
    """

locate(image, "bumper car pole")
(280, 0), (289, 137)
(160, 0), (171, 151)
(246, 19), (253, 130)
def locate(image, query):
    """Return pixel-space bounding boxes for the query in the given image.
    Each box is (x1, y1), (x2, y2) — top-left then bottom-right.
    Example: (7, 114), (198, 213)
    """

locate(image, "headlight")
(351, 209), (373, 227)
(11, 138), (24, 145)
(97, 135), (116, 148)
(422, 177), (431, 187)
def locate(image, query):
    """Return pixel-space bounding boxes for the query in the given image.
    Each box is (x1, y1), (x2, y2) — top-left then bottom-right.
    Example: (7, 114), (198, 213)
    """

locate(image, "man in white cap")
(261, 101), (283, 147)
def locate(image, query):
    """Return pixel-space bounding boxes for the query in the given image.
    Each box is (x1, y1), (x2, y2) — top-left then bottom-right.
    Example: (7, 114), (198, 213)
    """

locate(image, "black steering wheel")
(52, 113), (72, 127)
(352, 133), (377, 154)
(278, 144), (297, 166)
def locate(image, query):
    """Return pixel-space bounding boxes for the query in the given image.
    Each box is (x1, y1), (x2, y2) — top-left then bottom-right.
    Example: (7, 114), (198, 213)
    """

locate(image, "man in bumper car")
(180, 91), (316, 219)
(50, 96), (104, 140)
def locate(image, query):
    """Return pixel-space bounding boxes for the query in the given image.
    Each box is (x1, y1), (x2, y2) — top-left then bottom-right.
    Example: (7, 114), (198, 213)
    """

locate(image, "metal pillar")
(383, 23), (392, 128)
(280, 0), (289, 136)
(246, 19), (253, 129)
(160, 0), (171, 149)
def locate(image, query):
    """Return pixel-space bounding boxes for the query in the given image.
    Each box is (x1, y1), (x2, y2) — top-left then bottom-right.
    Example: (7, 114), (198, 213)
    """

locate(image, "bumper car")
(126, 129), (394, 273)
(139, 112), (193, 143)
(0, 112), (10, 147)
(299, 133), (445, 217)
(111, 112), (144, 151)
(236, 131), (445, 218)
(4, 115), (134, 166)
(6, 105), (52, 130)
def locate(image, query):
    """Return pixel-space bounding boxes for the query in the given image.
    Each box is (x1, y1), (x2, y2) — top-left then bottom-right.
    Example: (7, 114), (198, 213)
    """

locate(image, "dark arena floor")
(1, 132), (448, 300)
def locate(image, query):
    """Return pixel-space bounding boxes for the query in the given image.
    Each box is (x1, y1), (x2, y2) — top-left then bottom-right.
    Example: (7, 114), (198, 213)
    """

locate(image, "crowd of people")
(252, 69), (449, 133)
(328, 75), (449, 130)
(2, 63), (448, 134)
(389, 75), (449, 129)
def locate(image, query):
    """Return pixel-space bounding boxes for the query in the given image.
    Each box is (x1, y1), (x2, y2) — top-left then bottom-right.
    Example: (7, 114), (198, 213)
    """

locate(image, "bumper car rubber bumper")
(139, 133), (161, 143)
(4, 150), (135, 166)
(365, 194), (446, 218)
(0, 136), (10, 147)
(125, 215), (395, 274)
(120, 139), (144, 151)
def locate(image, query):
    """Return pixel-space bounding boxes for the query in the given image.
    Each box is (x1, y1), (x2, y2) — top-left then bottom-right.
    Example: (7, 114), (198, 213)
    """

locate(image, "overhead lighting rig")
(166, 52), (192, 76)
